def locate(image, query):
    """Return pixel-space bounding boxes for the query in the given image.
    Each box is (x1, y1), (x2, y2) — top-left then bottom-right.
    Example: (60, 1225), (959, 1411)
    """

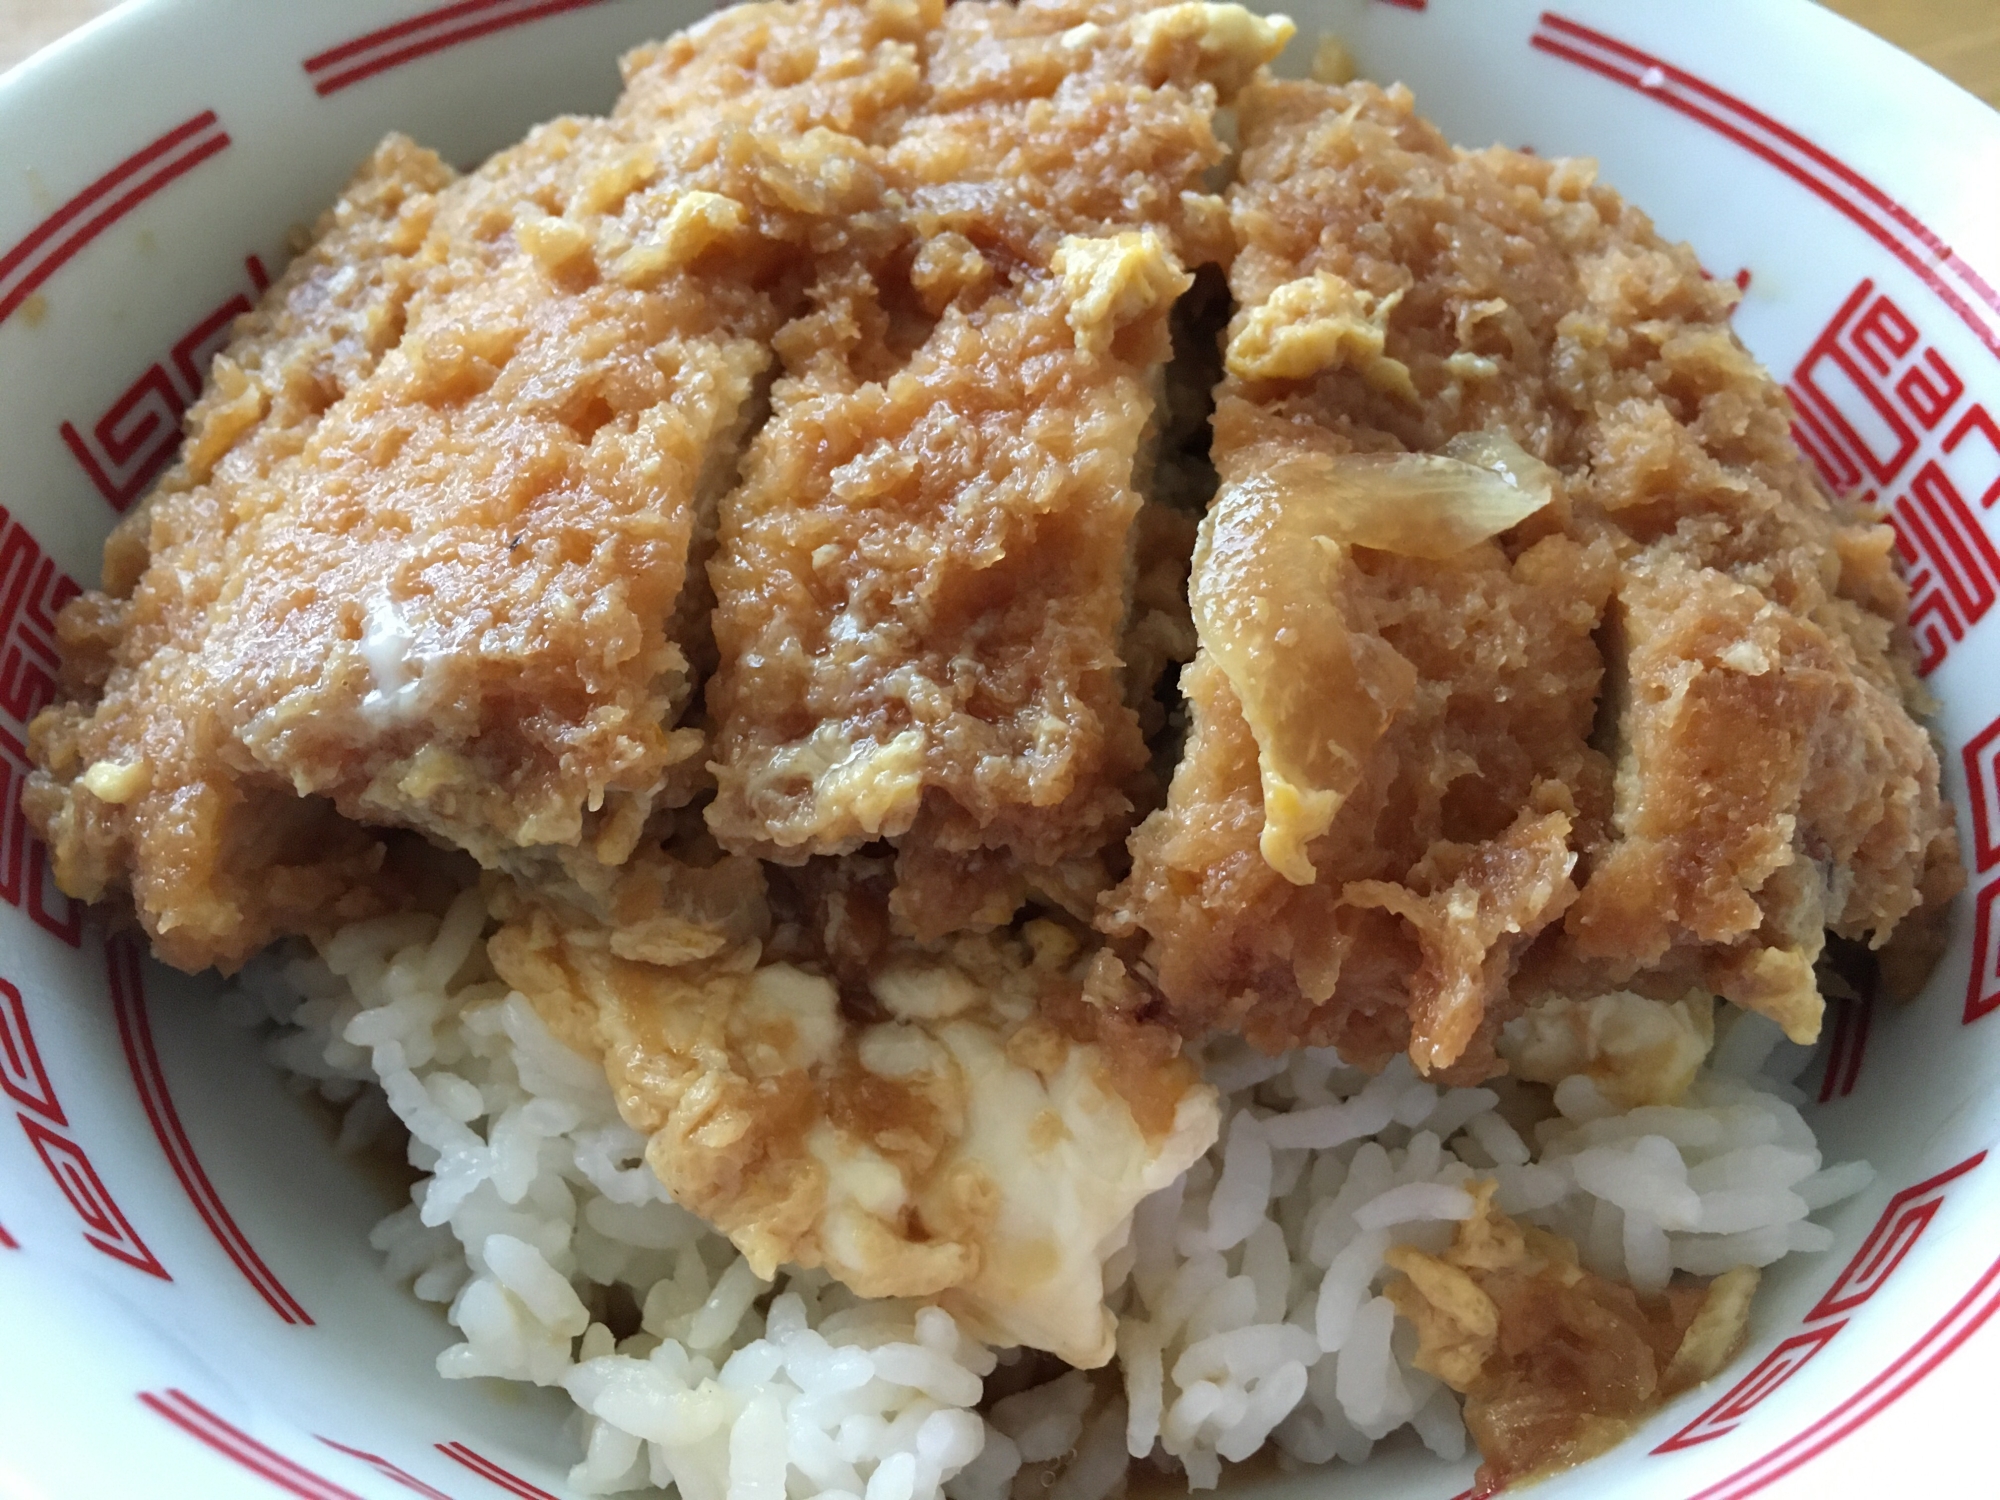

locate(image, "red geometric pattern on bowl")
(1689, 1249), (2000, 1500)
(1814, 994), (1869, 1104)
(17, 1112), (169, 1279)
(2, 969), (168, 1278)
(1807, 1152), (1988, 1322)
(1966, 710), (2000, 874)
(59, 252), (270, 514)
(1970, 874), (2000, 1026)
(316, 1437), (457, 1500)
(109, 935), (313, 1323)
(1, 975), (64, 1125)
(1654, 1323), (1849, 1455)
(141, 1389), (367, 1500)
(1528, 13), (2000, 685)
(1647, 1148), (1987, 1463)
(302, 0), (616, 97)
(1786, 281), (2000, 675)
(0, 505), (82, 945)
(436, 1441), (562, 1499)
(0, 109), (230, 329)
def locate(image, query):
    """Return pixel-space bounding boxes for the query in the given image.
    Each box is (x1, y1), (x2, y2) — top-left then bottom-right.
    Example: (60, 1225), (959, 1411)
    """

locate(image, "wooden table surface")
(1821, 0), (2000, 108)
(2, 0), (1998, 103)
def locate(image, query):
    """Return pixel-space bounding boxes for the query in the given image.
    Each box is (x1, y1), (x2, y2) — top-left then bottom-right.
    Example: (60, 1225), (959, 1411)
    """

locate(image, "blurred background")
(1, 0), (1997, 104)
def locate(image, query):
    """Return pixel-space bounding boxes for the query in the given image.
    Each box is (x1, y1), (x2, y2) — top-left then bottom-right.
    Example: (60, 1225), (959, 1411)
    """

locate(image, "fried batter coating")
(1105, 80), (1961, 1073)
(1386, 1182), (1755, 1489)
(26, 0), (937, 970)
(488, 850), (1216, 1367)
(704, 0), (1289, 938)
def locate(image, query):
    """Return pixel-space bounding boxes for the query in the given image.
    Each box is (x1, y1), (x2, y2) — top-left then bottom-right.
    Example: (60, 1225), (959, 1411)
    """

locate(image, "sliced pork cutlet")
(1105, 80), (1960, 1078)
(704, 0), (1292, 940)
(26, 0), (935, 971)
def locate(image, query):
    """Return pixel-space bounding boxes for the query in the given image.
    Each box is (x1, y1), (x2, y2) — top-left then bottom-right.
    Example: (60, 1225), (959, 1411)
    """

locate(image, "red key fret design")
(0, 505), (83, 945)
(59, 254), (270, 513)
(1527, 16), (2000, 674)
(1654, 1150), (1988, 1458)
(141, 1390), (366, 1500)
(317, 1438), (458, 1500)
(0, 111), (230, 328)
(1966, 712), (2000, 874)
(0, 976), (64, 1124)
(436, 1443), (561, 1500)
(110, 936), (312, 1323)
(1807, 1152), (1988, 1321)
(1654, 1324), (1847, 1453)
(19, 1114), (169, 1279)
(1691, 1251), (2000, 1498)
(1968, 874), (2000, 1025)
(2, 967), (168, 1278)
(1782, 281), (2000, 674)
(302, 0), (614, 96)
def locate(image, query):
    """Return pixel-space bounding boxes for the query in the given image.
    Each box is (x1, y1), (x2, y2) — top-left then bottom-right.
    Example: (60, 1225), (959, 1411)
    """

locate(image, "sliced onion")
(1191, 433), (1555, 884)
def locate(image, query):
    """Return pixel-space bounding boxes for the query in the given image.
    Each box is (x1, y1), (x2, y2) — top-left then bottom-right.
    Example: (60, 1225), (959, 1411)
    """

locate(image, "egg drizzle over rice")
(236, 892), (1868, 1498)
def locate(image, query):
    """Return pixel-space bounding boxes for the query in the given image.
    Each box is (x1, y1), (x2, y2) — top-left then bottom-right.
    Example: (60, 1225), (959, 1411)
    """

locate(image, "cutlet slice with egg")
(1105, 78), (1960, 1078)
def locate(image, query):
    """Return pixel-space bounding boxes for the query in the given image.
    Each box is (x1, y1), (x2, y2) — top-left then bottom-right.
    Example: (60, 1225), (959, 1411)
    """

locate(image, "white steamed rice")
(229, 890), (1871, 1498)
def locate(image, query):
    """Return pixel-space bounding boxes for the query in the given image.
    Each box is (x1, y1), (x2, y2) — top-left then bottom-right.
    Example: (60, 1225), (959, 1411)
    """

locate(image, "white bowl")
(2, 1), (1997, 1496)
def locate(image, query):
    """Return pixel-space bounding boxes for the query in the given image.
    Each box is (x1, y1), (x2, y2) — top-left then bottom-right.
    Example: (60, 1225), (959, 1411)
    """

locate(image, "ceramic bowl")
(2, 1), (1997, 1495)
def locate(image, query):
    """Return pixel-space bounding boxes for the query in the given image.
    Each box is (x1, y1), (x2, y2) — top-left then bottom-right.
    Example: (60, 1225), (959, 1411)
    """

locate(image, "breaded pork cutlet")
(480, 0), (1297, 1363)
(1105, 80), (1961, 1078)
(26, 0), (934, 971)
(704, 0), (1290, 939)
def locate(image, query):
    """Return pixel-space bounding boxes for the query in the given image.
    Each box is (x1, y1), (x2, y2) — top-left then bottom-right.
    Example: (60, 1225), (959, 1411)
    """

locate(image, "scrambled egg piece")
(1499, 990), (1716, 1108)
(1054, 231), (1193, 358)
(490, 871), (1216, 1368)
(1224, 269), (1414, 398)
(1386, 1182), (1756, 1489)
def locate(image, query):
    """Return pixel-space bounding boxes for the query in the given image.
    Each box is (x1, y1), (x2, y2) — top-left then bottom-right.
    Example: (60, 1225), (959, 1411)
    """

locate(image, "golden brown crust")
(703, 0), (1284, 938)
(25, 0), (940, 971)
(1106, 80), (1960, 1070)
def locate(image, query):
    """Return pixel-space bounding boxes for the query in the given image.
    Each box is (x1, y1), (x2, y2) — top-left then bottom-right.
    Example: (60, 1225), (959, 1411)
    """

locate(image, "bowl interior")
(2, 1), (1997, 1497)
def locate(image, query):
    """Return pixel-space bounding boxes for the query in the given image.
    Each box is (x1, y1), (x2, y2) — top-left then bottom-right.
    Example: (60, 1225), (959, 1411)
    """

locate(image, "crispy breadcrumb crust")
(703, 0), (1284, 941)
(26, 0), (939, 970)
(1104, 81), (1961, 1075)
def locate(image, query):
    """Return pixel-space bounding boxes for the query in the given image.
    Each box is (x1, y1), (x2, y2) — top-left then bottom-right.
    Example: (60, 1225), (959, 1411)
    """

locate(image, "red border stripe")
(1530, 12), (2000, 364)
(0, 112), (229, 326)
(142, 1390), (365, 1500)
(109, 937), (312, 1324)
(303, 0), (611, 96)
(0, 1218), (16, 1249)
(317, 1437), (458, 1500)
(1688, 1251), (2000, 1498)
(436, 1443), (560, 1500)
(1816, 996), (1857, 1104)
